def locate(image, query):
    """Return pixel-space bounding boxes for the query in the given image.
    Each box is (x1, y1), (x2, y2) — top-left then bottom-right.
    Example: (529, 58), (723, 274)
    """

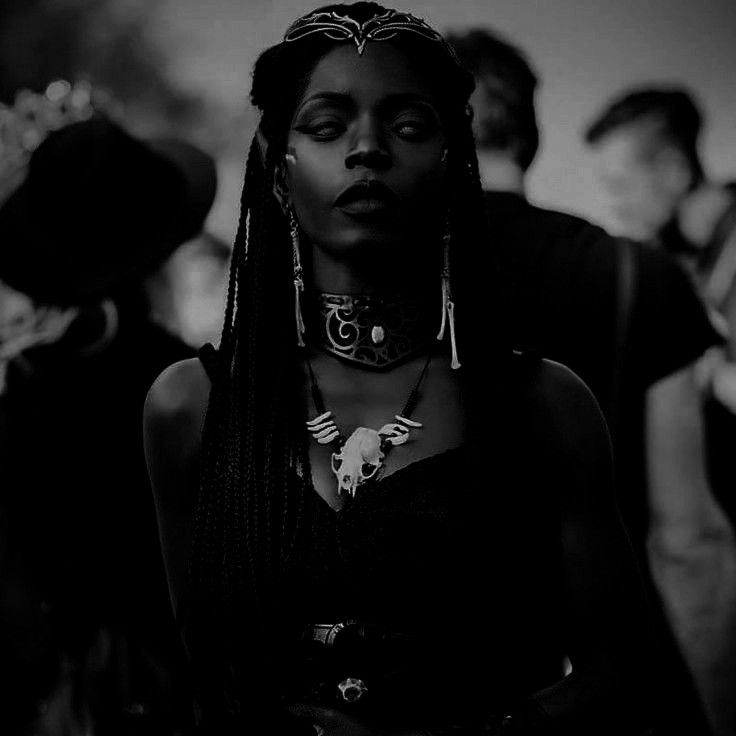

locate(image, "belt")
(303, 620), (418, 648)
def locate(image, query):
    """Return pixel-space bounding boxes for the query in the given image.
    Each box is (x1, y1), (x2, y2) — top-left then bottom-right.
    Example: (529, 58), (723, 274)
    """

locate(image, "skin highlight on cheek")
(286, 145), (298, 165)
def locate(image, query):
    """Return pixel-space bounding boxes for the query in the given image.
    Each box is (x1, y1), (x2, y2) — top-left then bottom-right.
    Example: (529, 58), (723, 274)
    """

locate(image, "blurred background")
(3, 0), (733, 245)
(1, 3), (735, 734)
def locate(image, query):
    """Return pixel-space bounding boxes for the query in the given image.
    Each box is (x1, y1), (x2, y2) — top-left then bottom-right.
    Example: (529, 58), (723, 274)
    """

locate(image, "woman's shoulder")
(144, 357), (211, 449)
(529, 356), (599, 407)
(514, 353), (609, 450)
(144, 357), (211, 522)
(510, 355), (615, 514)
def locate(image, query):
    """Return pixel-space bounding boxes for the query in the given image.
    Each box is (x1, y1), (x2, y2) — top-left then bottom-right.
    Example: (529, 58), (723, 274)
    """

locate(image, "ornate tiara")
(283, 8), (445, 56)
(0, 79), (117, 207)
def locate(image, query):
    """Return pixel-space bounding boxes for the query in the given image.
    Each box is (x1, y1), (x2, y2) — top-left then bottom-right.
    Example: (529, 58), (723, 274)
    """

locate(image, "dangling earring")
(287, 204), (306, 347)
(436, 217), (461, 369)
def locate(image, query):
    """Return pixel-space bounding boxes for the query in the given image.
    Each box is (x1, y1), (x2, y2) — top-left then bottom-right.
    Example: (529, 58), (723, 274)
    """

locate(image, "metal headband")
(283, 9), (445, 56)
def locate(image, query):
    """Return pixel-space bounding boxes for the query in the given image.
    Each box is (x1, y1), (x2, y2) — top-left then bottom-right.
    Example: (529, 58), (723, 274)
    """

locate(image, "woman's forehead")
(297, 43), (440, 108)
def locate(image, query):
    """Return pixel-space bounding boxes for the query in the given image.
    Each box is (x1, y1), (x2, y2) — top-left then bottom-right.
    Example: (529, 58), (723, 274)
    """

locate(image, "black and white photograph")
(1, 1), (735, 734)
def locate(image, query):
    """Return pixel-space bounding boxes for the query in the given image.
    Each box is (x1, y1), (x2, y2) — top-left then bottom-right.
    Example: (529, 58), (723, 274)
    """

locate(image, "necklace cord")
(304, 350), (433, 446)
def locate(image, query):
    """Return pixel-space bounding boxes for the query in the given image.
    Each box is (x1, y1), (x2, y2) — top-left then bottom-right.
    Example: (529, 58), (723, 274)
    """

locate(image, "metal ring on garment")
(308, 620), (359, 647)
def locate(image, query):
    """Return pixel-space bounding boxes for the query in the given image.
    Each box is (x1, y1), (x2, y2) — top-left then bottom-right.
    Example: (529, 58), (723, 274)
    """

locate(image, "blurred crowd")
(1, 10), (735, 736)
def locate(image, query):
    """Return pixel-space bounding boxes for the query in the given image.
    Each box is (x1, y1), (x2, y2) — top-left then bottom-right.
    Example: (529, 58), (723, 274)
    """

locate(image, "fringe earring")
(436, 219), (461, 369)
(288, 205), (306, 347)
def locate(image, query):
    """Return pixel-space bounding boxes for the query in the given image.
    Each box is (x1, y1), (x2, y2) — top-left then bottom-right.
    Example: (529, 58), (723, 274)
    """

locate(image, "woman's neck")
(310, 245), (438, 296)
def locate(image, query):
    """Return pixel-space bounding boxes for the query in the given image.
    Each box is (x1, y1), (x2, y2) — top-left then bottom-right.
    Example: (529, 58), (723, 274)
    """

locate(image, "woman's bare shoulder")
(534, 357), (601, 411)
(144, 357), (211, 468)
(144, 359), (211, 604)
(520, 356), (610, 454)
(145, 358), (210, 429)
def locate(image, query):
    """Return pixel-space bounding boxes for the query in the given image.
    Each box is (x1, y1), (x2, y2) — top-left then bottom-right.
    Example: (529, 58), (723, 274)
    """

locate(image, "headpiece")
(284, 8), (446, 56)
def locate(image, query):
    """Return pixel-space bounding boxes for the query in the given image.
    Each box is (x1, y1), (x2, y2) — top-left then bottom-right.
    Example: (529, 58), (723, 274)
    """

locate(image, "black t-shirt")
(487, 191), (720, 545)
(488, 192), (720, 733)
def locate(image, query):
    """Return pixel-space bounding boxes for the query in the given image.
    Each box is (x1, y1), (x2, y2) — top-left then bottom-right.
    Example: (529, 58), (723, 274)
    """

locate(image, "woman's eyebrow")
(297, 92), (353, 112)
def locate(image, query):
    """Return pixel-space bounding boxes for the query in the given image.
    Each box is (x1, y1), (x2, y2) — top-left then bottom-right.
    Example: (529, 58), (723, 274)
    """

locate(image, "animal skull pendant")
(306, 409), (423, 498)
(330, 427), (385, 497)
(327, 416), (423, 497)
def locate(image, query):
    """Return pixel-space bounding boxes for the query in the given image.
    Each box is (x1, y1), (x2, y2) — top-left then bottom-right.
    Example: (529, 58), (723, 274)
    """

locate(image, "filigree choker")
(314, 292), (433, 370)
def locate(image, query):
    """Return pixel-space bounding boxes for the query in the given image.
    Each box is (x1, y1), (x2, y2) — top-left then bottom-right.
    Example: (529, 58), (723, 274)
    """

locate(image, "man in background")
(585, 85), (736, 518)
(585, 88), (707, 245)
(449, 29), (736, 736)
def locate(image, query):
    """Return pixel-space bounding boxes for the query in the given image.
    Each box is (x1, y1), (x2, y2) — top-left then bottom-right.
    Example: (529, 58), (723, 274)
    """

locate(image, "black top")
(185, 351), (647, 736)
(487, 192), (719, 735)
(487, 191), (719, 546)
(276, 441), (564, 727)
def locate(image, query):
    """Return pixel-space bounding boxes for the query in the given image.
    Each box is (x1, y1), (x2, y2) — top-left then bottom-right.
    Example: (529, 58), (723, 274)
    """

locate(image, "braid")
(189, 139), (254, 602)
(192, 129), (307, 623)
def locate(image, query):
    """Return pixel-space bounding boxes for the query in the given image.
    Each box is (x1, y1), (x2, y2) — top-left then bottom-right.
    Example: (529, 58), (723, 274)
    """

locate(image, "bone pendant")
(330, 427), (385, 497)
(306, 411), (340, 445)
(328, 416), (423, 497)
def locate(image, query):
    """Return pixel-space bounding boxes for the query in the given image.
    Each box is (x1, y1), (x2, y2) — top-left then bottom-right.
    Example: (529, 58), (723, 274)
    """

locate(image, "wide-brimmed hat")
(0, 115), (217, 305)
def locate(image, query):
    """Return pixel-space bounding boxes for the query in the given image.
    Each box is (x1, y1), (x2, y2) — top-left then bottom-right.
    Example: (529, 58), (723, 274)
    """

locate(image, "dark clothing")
(185, 352), (649, 736)
(487, 191), (720, 735)
(705, 396), (736, 527)
(488, 191), (718, 543)
(278, 445), (563, 729)
(0, 307), (194, 732)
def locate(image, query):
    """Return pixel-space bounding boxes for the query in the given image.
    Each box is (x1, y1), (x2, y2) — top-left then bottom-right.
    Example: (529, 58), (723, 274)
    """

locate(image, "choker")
(314, 292), (433, 369)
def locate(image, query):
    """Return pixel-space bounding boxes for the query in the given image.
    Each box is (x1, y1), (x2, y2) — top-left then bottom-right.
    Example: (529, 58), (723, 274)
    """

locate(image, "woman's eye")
(296, 120), (344, 139)
(393, 120), (429, 139)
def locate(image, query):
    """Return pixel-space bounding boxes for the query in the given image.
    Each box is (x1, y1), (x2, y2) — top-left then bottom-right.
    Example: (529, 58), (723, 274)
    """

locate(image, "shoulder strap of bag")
(611, 239), (638, 437)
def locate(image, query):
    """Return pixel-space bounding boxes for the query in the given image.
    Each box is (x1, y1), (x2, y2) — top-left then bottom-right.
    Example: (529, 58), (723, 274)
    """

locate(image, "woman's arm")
(142, 357), (210, 614)
(510, 360), (650, 734)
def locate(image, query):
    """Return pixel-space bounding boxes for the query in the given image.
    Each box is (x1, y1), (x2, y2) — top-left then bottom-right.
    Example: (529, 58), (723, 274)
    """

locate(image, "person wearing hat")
(0, 102), (217, 734)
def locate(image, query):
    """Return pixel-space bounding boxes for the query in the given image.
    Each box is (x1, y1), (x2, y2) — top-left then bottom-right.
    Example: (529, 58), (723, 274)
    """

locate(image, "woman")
(144, 4), (649, 734)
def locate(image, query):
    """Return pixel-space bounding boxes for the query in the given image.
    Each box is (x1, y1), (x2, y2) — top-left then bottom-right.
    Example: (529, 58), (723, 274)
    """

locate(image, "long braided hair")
(190, 2), (506, 623)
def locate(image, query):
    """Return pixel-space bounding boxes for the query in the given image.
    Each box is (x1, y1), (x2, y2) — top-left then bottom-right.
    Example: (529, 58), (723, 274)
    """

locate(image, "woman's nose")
(345, 119), (391, 171)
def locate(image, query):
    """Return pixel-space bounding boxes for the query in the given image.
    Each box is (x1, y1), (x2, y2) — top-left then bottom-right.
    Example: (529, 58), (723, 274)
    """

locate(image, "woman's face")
(284, 42), (448, 261)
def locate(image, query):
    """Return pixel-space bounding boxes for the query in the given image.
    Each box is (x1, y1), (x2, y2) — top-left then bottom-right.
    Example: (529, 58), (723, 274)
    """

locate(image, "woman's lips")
(334, 180), (397, 217)
(337, 197), (392, 215)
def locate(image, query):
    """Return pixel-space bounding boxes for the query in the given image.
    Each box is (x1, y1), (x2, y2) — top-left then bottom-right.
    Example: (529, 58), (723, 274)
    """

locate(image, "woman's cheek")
(290, 151), (341, 207)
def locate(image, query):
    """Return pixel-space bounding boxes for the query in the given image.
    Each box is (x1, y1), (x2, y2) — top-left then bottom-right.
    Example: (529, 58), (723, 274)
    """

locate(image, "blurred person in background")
(449, 29), (736, 736)
(0, 82), (217, 735)
(586, 88), (736, 512)
(585, 87), (736, 733)
(585, 88), (705, 245)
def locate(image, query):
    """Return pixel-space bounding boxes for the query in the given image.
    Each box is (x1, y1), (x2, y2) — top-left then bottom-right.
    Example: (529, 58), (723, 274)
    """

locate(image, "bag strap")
(611, 239), (638, 437)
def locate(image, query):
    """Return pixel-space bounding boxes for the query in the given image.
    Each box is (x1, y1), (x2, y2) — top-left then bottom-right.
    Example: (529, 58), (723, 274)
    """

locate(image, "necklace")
(315, 292), (433, 370)
(305, 352), (432, 498)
